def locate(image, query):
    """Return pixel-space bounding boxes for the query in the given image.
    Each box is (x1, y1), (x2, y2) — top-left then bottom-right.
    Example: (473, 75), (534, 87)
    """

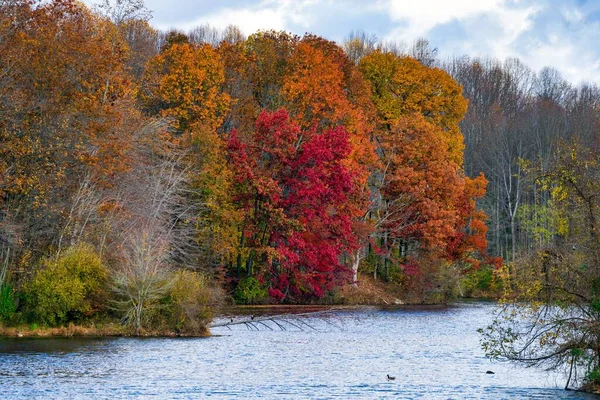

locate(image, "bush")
(460, 264), (504, 298)
(24, 243), (108, 326)
(0, 283), (16, 324)
(164, 270), (213, 334)
(234, 276), (268, 304)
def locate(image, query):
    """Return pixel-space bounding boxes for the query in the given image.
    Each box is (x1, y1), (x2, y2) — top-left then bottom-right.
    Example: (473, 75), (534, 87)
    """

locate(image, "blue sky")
(91, 0), (600, 85)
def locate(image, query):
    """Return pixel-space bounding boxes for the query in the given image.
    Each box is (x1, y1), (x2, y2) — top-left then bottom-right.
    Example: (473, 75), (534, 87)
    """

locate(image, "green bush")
(586, 367), (600, 385)
(163, 270), (213, 334)
(0, 283), (16, 324)
(24, 243), (108, 326)
(234, 276), (268, 304)
(460, 264), (503, 298)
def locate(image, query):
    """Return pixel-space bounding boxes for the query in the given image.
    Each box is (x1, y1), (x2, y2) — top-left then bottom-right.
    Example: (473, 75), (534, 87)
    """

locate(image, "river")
(0, 302), (597, 399)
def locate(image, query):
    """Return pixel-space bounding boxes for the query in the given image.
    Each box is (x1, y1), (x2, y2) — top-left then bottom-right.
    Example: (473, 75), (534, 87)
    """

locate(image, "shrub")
(24, 243), (108, 326)
(234, 276), (268, 304)
(0, 283), (16, 324)
(460, 264), (504, 298)
(586, 367), (600, 385)
(164, 270), (213, 334)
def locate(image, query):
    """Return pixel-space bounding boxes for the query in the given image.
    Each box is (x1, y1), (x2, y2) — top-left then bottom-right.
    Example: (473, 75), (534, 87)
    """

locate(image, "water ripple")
(0, 303), (598, 399)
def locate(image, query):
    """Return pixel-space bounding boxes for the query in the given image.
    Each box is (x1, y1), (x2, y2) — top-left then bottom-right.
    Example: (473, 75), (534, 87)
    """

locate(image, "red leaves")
(228, 109), (359, 301)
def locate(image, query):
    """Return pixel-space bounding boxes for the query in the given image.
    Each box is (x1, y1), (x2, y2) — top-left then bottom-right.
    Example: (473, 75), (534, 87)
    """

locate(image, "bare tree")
(409, 37), (438, 66)
(343, 30), (378, 64)
(188, 24), (221, 46)
(188, 24), (245, 47)
(109, 119), (198, 334)
(482, 143), (600, 390)
(96, 0), (151, 26)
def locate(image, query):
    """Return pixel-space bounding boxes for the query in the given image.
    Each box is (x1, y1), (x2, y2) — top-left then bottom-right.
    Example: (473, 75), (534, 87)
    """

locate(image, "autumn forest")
(1, 0), (600, 344)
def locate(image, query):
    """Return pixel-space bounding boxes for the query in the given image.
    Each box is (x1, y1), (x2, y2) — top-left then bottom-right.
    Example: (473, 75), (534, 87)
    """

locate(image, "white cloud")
(562, 8), (584, 23)
(383, 0), (504, 41)
(488, 5), (540, 60)
(521, 39), (600, 84)
(171, 7), (286, 34)
(152, 0), (320, 35)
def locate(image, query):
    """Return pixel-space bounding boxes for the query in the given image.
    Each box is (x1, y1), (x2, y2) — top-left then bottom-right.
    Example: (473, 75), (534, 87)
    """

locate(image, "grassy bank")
(0, 323), (210, 338)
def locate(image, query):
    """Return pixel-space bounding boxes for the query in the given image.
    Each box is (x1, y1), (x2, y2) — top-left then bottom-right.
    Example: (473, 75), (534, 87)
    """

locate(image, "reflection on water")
(0, 337), (113, 355)
(0, 303), (598, 399)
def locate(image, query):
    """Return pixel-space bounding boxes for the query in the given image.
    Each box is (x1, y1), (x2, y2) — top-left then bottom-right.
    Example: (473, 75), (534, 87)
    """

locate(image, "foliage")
(481, 143), (600, 389)
(228, 109), (358, 301)
(516, 202), (564, 245)
(24, 244), (108, 326)
(459, 264), (504, 297)
(382, 115), (463, 248)
(0, 0), (137, 291)
(0, 284), (16, 324)
(233, 277), (268, 304)
(358, 48), (486, 294)
(359, 50), (468, 163)
(140, 37), (240, 268)
(164, 270), (213, 334)
(140, 41), (230, 132)
(0, 0), (507, 315)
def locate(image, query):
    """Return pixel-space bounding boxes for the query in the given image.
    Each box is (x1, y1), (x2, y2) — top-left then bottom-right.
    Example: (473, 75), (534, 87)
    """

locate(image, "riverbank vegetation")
(0, 0), (599, 357)
(482, 144), (600, 390)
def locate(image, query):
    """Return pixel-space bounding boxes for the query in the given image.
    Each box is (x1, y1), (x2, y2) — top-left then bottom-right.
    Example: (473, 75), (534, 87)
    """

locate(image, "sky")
(89, 0), (600, 85)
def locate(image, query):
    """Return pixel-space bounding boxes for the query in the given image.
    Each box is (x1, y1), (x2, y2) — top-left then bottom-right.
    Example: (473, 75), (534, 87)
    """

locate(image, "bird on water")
(387, 374), (396, 381)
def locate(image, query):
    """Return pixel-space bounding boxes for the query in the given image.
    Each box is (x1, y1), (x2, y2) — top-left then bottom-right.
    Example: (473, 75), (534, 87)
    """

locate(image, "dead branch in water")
(209, 308), (351, 331)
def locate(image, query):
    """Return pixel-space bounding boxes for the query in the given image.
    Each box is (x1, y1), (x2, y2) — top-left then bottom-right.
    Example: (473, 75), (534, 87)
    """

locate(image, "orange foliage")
(360, 50), (487, 265)
(219, 32), (377, 224)
(141, 41), (230, 134)
(141, 39), (239, 262)
(383, 115), (462, 249)
(281, 36), (376, 220)
(0, 0), (134, 200)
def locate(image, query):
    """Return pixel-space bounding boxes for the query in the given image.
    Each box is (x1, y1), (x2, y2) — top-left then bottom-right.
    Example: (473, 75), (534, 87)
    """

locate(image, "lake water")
(0, 302), (598, 399)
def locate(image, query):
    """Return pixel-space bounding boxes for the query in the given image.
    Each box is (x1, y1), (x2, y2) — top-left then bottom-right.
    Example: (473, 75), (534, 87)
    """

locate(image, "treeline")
(347, 30), (600, 263)
(447, 58), (599, 264)
(0, 0), (596, 332)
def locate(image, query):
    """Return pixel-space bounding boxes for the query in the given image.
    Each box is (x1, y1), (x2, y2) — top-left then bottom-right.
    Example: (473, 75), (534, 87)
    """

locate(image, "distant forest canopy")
(0, 0), (598, 326)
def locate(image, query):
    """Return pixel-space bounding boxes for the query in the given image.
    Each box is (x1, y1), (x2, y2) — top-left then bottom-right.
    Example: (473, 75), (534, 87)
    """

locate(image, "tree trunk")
(246, 252), (254, 277)
(351, 248), (361, 285)
(511, 216), (516, 263)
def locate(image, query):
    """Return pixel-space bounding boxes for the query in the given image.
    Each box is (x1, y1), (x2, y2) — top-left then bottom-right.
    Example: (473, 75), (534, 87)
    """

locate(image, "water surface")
(0, 302), (597, 399)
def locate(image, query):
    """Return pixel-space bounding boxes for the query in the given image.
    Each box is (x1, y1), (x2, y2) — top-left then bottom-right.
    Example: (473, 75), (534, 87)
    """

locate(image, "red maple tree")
(228, 109), (358, 301)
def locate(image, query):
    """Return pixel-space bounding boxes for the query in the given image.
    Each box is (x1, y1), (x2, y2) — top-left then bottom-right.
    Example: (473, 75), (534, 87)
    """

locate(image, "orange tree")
(219, 33), (377, 293)
(0, 0), (135, 276)
(359, 50), (488, 283)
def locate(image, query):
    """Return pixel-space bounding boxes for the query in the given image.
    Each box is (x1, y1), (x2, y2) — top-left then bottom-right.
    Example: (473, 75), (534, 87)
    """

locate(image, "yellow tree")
(359, 51), (468, 164)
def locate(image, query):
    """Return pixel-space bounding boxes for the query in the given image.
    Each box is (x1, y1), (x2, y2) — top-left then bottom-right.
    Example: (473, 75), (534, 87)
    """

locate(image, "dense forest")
(1, 0), (599, 357)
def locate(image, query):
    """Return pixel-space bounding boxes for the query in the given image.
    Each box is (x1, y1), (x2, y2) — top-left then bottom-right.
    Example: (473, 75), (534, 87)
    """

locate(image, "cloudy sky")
(95, 0), (600, 84)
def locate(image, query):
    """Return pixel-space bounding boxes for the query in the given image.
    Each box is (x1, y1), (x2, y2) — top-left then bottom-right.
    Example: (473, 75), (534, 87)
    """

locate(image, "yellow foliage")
(358, 51), (468, 165)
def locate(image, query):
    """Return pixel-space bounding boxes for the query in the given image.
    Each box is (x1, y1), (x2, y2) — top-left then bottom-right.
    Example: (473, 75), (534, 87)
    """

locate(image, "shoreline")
(0, 324), (210, 339)
(0, 300), (493, 339)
